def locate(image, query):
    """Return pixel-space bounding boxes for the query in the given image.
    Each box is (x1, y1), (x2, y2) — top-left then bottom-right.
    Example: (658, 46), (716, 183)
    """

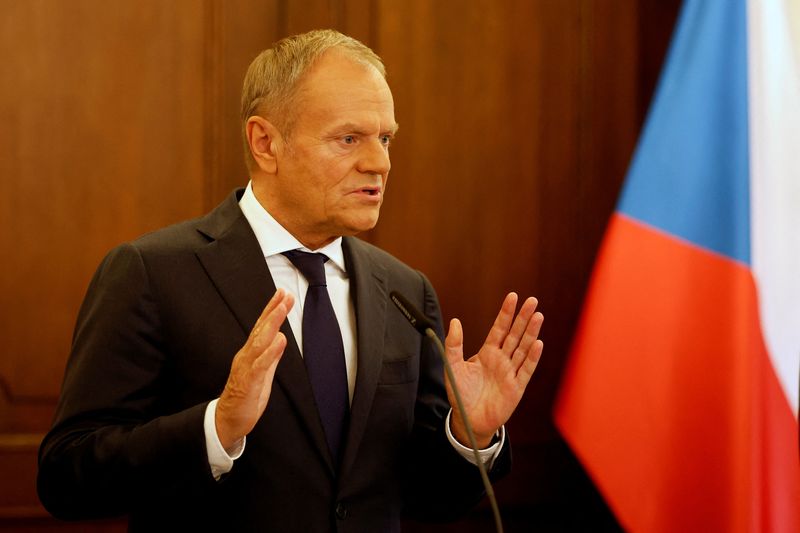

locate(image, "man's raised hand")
(446, 293), (543, 448)
(216, 289), (294, 450)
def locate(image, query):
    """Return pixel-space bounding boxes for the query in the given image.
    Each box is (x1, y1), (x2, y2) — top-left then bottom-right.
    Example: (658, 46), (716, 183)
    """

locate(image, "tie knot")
(283, 250), (328, 287)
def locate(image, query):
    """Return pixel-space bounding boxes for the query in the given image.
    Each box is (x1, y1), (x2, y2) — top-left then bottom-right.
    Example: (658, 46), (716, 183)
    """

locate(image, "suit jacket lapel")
(193, 190), (334, 474)
(339, 237), (388, 480)
(194, 191), (271, 334)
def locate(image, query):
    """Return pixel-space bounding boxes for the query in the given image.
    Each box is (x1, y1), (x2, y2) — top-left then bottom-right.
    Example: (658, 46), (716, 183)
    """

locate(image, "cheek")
(294, 160), (329, 198)
(325, 162), (358, 195)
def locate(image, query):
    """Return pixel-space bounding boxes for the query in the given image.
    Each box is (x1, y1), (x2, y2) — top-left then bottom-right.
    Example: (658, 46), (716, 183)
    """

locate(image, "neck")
(250, 179), (336, 251)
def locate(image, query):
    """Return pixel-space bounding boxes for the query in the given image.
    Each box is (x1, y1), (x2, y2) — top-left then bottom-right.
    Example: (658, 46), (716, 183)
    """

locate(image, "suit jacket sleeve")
(37, 243), (218, 520)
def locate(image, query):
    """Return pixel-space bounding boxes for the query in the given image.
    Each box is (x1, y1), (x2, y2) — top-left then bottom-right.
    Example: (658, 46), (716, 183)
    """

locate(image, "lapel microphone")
(389, 291), (504, 533)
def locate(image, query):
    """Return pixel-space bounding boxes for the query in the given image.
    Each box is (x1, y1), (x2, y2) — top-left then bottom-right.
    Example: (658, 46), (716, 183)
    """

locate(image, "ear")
(246, 116), (282, 174)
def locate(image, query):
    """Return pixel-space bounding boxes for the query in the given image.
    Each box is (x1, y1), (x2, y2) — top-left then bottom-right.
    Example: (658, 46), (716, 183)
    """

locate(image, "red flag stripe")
(555, 214), (800, 532)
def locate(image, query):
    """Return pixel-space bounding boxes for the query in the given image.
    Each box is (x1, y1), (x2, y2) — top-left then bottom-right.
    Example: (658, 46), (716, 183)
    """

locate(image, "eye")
(380, 135), (392, 147)
(342, 135), (356, 145)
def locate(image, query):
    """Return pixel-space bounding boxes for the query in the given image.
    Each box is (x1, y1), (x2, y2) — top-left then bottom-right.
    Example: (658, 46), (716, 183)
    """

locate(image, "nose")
(356, 138), (391, 177)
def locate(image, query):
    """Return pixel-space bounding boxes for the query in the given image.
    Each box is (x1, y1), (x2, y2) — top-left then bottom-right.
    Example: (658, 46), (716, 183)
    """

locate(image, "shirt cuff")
(444, 409), (505, 469)
(204, 398), (245, 480)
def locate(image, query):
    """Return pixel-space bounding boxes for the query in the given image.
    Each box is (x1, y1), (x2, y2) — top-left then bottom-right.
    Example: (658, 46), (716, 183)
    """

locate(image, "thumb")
(445, 318), (464, 366)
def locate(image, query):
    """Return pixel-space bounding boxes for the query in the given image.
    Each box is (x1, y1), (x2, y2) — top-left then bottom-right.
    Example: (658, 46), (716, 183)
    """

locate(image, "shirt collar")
(239, 181), (346, 272)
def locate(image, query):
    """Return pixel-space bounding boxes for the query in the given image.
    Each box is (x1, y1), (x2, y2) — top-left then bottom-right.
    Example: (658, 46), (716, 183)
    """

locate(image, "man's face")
(264, 50), (397, 250)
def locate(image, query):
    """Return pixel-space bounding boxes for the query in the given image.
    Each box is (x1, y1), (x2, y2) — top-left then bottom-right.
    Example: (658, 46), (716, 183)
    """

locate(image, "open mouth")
(360, 187), (380, 196)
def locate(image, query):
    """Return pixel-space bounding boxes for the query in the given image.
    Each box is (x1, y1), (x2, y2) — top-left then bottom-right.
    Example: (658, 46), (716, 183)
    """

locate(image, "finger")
(257, 288), (287, 325)
(260, 289), (294, 326)
(244, 292), (294, 358)
(501, 296), (538, 356)
(250, 300), (291, 352)
(248, 334), (287, 405)
(516, 339), (543, 384)
(252, 331), (288, 373)
(445, 318), (464, 367)
(246, 290), (286, 344)
(483, 292), (519, 347)
(510, 311), (543, 369)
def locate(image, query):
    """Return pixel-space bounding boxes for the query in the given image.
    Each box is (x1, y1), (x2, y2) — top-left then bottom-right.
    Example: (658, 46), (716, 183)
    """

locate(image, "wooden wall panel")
(0, 0), (282, 527)
(203, 0), (281, 207)
(372, 2), (602, 529)
(371, 1), (679, 530)
(0, 0), (207, 525)
(0, 0), (206, 412)
(373, 0), (618, 435)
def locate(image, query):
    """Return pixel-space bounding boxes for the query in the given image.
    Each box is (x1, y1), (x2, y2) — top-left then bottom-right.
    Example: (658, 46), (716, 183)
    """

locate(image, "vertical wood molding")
(277, 0), (288, 37)
(330, 0), (345, 29)
(204, 0), (225, 212)
(202, 0), (284, 204)
(342, 0), (375, 51)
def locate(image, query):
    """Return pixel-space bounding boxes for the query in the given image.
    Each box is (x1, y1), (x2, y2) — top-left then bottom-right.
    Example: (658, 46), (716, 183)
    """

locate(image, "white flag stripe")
(748, 0), (800, 416)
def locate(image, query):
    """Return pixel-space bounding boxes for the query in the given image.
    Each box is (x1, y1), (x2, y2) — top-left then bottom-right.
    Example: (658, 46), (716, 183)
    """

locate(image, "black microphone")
(389, 290), (504, 533)
(389, 291), (436, 334)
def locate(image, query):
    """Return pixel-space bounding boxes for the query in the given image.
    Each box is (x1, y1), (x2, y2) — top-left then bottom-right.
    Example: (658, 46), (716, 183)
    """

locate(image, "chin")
(340, 216), (380, 236)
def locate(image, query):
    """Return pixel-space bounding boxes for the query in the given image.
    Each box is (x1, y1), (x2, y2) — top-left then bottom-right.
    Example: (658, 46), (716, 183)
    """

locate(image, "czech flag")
(554, 0), (800, 531)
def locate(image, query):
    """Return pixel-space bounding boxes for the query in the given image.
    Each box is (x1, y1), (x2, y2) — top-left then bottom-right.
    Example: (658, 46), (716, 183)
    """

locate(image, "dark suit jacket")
(37, 189), (510, 532)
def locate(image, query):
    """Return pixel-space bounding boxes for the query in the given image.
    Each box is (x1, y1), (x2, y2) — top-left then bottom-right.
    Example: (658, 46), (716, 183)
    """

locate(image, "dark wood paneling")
(373, 0), (635, 436)
(203, 0), (282, 207)
(371, 1), (679, 530)
(373, 2), (612, 529)
(0, 0), (208, 524)
(0, 0), (207, 410)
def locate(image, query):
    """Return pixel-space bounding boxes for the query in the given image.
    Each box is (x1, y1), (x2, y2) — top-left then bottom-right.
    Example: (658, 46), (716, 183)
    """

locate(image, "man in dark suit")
(37, 30), (544, 531)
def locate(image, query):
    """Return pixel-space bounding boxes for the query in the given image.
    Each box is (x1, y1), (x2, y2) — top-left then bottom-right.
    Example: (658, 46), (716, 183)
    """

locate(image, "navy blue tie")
(282, 250), (348, 462)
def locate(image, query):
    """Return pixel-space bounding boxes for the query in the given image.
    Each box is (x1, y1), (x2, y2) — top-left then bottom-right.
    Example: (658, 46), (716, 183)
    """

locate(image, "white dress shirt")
(203, 182), (504, 479)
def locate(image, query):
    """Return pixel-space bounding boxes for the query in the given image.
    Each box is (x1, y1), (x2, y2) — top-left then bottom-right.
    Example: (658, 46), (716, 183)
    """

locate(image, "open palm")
(445, 293), (543, 448)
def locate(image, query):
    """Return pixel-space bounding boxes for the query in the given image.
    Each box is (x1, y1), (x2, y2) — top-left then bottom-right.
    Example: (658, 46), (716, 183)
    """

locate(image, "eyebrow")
(332, 122), (400, 135)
